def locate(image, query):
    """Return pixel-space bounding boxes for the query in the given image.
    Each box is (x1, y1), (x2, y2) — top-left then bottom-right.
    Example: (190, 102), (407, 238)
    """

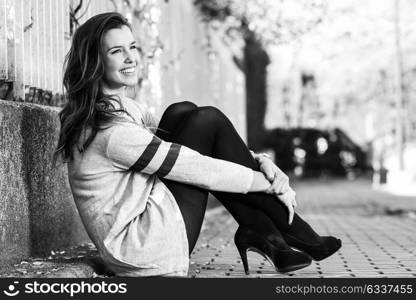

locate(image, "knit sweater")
(67, 98), (254, 277)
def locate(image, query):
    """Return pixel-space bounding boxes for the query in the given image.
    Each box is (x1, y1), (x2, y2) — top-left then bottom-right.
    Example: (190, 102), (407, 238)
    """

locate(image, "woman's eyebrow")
(107, 41), (137, 52)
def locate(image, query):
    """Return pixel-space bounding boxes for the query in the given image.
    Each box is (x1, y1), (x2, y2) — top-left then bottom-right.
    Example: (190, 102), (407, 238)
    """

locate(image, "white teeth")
(120, 67), (136, 74)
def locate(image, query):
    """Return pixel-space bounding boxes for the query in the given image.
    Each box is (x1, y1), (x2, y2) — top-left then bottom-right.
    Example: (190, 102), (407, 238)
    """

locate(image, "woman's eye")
(130, 45), (137, 50)
(111, 49), (121, 54)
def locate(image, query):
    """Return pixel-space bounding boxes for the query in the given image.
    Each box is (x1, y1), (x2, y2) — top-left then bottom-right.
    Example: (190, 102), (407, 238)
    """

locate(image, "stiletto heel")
(236, 241), (250, 275)
(282, 233), (342, 261)
(234, 226), (312, 275)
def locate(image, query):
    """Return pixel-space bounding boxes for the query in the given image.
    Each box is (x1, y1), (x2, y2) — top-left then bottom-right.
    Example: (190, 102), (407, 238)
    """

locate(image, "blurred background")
(191, 0), (416, 196)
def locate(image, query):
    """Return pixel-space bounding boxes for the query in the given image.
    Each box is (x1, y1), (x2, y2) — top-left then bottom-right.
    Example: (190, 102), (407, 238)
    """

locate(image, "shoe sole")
(247, 247), (312, 273)
(289, 242), (342, 261)
(278, 261), (312, 273)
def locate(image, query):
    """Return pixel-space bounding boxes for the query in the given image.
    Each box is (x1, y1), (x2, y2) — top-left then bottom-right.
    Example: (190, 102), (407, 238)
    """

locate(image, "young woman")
(54, 12), (341, 277)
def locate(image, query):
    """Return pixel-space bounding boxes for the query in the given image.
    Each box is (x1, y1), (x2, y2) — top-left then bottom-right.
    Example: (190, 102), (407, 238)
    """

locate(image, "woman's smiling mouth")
(119, 66), (136, 75)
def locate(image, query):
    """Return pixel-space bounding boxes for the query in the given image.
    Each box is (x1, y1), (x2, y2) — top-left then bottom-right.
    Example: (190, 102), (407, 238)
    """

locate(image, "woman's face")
(101, 25), (142, 94)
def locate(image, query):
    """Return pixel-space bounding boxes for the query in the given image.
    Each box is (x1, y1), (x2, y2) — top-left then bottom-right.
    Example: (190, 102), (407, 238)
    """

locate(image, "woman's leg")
(156, 101), (198, 141)
(160, 103), (336, 246)
(156, 102), (292, 254)
(156, 102), (206, 252)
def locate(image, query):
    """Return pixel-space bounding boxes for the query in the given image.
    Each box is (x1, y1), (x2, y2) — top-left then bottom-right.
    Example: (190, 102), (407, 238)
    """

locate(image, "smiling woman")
(102, 26), (142, 92)
(53, 12), (341, 277)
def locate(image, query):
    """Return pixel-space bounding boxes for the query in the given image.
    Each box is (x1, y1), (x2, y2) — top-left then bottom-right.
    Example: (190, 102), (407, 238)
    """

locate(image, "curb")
(40, 263), (95, 278)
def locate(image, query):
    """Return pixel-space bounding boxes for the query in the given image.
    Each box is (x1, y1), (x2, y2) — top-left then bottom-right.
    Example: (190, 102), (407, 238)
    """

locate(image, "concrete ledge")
(0, 99), (90, 267)
(0, 261), (96, 278)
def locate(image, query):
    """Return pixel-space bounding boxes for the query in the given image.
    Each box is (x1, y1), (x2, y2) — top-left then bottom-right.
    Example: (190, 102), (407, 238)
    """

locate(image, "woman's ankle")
(285, 214), (323, 243)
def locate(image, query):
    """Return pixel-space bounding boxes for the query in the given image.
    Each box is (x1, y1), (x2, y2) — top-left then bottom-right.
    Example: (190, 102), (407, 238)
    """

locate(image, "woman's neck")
(102, 84), (126, 99)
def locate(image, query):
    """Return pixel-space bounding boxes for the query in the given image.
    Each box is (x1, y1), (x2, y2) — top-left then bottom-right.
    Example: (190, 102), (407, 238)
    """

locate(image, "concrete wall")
(0, 99), (89, 267)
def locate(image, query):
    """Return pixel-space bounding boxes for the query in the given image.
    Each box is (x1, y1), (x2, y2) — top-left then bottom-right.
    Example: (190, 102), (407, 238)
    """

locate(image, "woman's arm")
(104, 121), (260, 194)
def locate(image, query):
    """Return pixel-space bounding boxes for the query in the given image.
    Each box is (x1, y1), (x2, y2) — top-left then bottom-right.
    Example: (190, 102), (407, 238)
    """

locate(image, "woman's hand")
(258, 157), (297, 225)
(266, 183), (297, 225)
(277, 188), (297, 225)
(258, 157), (290, 195)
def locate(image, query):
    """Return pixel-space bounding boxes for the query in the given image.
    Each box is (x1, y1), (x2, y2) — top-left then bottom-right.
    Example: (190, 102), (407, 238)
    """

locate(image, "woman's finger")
(277, 193), (295, 225)
(265, 166), (275, 181)
(287, 201), (294, 225)
(267, 175), (279, 193)
(280, 179), (290, 194)
(277, 175), (289, 194)
(259, 160), (275, 182)
(274, 177), (285, 194)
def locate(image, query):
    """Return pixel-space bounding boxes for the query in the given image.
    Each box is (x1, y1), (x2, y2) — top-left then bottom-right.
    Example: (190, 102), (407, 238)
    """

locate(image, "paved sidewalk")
(188, 179), (416, 278)
(1, 179), (415, 278)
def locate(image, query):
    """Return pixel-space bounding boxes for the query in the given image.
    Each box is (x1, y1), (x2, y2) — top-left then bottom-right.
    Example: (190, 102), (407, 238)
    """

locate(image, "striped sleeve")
(105, 122), (254, 193)
(105, 122), (182, 178)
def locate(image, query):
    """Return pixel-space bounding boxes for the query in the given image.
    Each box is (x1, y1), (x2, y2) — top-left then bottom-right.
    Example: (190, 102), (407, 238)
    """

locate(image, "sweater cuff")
(243, 169), (254, 194)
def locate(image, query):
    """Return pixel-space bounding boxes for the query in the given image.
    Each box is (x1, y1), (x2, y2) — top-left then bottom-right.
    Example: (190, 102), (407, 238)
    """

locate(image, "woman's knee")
(187, 106), (228, 127)
(164, 101), (198, 117)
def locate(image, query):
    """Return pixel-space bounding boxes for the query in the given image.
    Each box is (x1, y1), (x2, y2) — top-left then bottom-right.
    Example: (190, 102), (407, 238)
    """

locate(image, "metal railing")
(0, 0), (114, 106)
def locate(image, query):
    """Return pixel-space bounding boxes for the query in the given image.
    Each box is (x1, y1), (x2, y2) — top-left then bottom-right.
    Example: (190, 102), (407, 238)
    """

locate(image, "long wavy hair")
(53, 12), (135, 166)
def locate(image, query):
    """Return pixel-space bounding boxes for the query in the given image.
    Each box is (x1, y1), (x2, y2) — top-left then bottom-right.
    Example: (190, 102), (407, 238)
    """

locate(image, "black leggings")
(156, 101), (320, 253)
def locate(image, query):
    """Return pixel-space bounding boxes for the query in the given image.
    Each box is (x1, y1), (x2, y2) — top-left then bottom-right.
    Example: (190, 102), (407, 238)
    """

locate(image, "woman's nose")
(124, 52), (133, 63)
(125, 48), (139, 64)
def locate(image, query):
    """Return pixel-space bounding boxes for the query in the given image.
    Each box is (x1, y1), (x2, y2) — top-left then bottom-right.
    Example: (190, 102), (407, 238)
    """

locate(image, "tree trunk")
(243, 31), (270, 151)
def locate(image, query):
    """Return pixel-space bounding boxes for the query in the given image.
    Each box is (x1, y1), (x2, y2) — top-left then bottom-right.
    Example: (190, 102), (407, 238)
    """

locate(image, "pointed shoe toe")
(282, 233), (342, 261)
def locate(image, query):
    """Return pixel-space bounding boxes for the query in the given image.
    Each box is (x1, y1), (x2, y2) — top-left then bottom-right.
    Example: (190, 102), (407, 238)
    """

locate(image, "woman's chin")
(115, 79), (137, 88)
(125, 76), (140, 87)
(103, 76), (140, 92)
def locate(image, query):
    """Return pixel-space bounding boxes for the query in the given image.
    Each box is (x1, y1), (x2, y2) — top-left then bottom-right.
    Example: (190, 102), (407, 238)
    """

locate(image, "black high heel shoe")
(234, 226), (312, 275)
(281, 232), (342, 261)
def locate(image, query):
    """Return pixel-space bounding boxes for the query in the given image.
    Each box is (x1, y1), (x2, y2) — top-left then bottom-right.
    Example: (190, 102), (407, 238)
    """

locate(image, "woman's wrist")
(249, 171), (273, 192)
